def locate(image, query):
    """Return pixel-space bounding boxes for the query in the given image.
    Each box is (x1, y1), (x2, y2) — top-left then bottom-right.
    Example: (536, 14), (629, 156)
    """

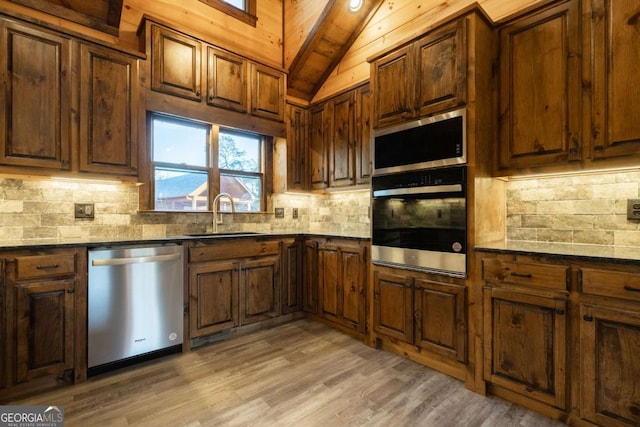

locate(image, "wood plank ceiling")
(286, 0), (384, 101)
(9, 0), (384, 101)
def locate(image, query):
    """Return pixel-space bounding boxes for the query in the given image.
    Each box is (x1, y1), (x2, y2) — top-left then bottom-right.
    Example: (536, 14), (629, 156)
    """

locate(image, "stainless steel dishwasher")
(88, 244), (184, 375)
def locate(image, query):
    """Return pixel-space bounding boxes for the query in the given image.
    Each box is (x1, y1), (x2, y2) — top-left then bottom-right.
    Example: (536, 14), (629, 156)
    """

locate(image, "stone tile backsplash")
(0, 178), (371, 241)
(506, 170), (640, 247)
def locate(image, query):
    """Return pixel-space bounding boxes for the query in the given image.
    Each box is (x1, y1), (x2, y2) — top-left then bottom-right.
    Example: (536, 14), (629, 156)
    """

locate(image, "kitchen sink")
(183, 232), (263, 237)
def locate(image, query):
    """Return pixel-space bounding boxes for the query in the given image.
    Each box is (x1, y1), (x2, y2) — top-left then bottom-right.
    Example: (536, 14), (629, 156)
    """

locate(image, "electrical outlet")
(292, 208), (299, 219)
(628, 199), (640, 220)
(75, 203), (95, 219)
(275, 207), (284, 218)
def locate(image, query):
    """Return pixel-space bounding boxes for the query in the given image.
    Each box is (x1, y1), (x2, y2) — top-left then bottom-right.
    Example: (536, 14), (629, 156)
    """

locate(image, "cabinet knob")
(196, 91), (201, 97)
(67, 288), (75, 294)
(583, 314), (594, 322)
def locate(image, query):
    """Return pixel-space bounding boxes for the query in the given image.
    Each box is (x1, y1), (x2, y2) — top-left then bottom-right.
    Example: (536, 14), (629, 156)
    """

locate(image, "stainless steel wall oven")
(371, 108), (467, 276)
(371, 166), (467, 276)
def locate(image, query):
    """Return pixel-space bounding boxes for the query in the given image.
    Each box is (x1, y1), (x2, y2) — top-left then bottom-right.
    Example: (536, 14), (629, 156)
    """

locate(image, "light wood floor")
(13, 320), (566, 426)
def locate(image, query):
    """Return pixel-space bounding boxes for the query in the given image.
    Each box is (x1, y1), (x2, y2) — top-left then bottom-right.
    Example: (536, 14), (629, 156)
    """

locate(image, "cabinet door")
(309, 104), (328, 190)
(286, 103), (308, 191)
(239, 256), (280, 325)
(15, 279), (75, 383)
(355, 84), (372, 185)
(303, 240), (318, 314)
(415, 19), (466, 117)
(282, 239), (302, 314)
(372, 44), (414, 128)
(250, 63), (285, 122)
(189, 261), (238, 338)
(414, 279), (466, 362)
(0, 21), (71, 170)
(329, 92), (355, 188)
(498, 0), (581, 170)
(79, 44), (139, 176)
(207, 47), (248, 113)
(151, 25), (202, 101)
(318, 244), (340, 321)
(581, 304), (640, 427)
(483, 287), (567, 409)
(587, 0), (640, 159)
(340, 245), (366, 332)
(373, 270), (413, 343)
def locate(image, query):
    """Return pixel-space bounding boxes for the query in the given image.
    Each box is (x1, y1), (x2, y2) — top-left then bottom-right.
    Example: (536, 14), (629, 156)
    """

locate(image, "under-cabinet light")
(349, 0), (363, 13)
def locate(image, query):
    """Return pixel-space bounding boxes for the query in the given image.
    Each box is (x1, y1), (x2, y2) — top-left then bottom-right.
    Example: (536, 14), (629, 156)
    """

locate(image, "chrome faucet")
(212, 192), (235, 233)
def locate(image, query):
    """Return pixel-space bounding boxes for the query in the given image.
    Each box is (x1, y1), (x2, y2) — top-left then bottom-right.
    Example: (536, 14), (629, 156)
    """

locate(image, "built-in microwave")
(373, 108), (466, 175)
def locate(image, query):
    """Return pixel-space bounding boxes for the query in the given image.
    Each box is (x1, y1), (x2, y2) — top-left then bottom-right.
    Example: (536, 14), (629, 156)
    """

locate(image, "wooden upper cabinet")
(416, 19), (467, 118)
(79, 44), (139, 176)
(207, 47), (248, 113)
(309, 104), (329, 190)
(328, 92), (355, 188)
(0, 20), (72, 170)
(372, 17), (467, 129)
(497, 0), (581, 171)
(372, 45), (414, 128)
(151, 24), (202, 101)
(586, 0), (640, 160)
(250, 63), (285, 122)
(285, 103), (308, 191)
(355, 84), (372, 185)
(580, 303), (640, 427)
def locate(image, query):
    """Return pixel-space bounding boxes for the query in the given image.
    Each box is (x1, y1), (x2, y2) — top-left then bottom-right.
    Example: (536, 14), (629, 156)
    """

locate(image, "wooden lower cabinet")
(483, 287), (567, 410)
(580, 303), (640, 427)
(1, 248), (87, 399)
(317, 240), (367, 334)
(188, 239), (298, 341)
(239, 256), (280, 325)
(189, 260), (239, 337)
(373, 267), (467, 364)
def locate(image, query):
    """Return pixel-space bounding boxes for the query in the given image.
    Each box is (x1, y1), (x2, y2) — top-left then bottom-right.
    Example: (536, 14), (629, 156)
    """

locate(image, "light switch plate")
(292, 208), (299, 219)
(627, 199), (640, 220)
(75, 203), (95, 219)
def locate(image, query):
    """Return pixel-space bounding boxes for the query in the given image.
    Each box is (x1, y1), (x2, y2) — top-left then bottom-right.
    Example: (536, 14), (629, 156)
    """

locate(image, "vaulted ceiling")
(7, 0), (384, 101)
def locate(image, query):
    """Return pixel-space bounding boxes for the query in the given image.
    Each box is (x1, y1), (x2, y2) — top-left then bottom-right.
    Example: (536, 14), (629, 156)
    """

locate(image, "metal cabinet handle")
(624, 285), (640, 293)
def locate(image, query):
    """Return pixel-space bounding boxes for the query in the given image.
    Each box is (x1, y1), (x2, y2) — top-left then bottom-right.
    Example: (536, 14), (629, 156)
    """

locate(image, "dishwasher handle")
(91, 252), (181, 267)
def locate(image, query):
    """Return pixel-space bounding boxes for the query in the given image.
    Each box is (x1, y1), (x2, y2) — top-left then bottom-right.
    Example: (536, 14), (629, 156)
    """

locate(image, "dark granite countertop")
(475, 241), (640, 266)
(0, 232), (370, 251)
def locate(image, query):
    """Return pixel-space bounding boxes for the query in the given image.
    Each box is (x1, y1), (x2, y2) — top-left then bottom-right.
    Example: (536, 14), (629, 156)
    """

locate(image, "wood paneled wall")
(313, 0), (544, 102)
(120, 0), (284, 69)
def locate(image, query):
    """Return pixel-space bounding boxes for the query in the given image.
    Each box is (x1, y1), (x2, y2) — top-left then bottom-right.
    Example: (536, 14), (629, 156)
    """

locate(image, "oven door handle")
(91, 253), (182, 267)
(373, 184), (463, 197)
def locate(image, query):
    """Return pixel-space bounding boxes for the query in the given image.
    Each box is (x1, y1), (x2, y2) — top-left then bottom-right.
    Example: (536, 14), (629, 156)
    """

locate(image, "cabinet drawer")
(15, 254), (76, 279)
(581, 268), (640, 302)
(189, 240), (280, 262)
(482, 258), (569, 291)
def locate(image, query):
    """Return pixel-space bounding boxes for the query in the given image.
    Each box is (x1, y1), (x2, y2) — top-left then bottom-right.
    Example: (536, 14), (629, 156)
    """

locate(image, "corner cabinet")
(297, 83), (371, 191)
(306, 237), (368, 337)
(1, 247), (87, 400)
(0, 20), (72, 171)
(497, 0), (581, 171)
(371, 18), (467, 128)
(79, 43), (139, 176)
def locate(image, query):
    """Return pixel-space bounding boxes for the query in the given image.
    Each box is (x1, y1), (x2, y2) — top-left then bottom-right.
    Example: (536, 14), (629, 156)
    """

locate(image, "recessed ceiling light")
(349, 0), (363, 13)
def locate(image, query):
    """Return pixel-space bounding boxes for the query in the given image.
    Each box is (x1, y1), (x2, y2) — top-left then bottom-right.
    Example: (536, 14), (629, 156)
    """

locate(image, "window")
(198, 0), (257, 27)
(151, 114), (265, 212)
